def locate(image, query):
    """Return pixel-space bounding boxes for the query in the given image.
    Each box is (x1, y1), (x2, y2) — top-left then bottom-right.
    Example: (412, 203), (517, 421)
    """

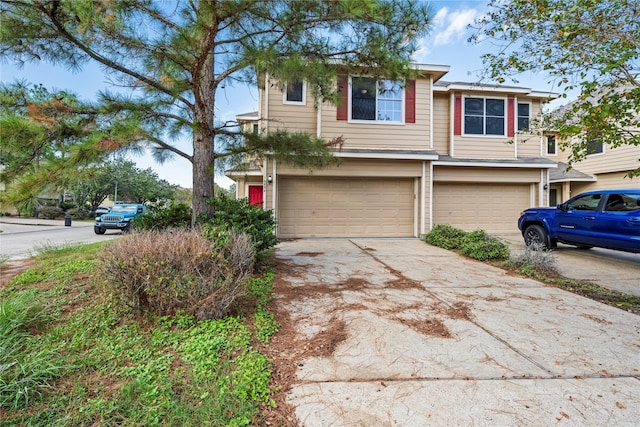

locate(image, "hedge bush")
(424, 224), (467, 249)
(102, 229), (255, 320)
(38, 206), (64, 219)
(460, 230), (510, 261)
(133, 201), (192, 231)
(204, 195), (278, 262)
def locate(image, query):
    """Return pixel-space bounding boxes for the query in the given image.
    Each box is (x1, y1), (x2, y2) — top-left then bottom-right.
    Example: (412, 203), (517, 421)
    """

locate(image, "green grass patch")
(1, 240), (279, 426)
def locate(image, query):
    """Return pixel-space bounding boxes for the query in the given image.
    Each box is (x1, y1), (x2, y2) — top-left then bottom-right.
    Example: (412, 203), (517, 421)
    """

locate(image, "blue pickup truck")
(94, 203), (147, 234)
(518, 189), (640, 253)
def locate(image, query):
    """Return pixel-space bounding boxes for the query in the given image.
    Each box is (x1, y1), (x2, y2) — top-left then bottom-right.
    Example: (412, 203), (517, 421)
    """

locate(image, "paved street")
(0, 217), (119, 260)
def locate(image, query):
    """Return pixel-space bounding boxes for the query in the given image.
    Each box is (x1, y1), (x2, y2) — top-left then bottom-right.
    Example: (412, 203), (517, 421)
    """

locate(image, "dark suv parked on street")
(518, 189), (640, 253)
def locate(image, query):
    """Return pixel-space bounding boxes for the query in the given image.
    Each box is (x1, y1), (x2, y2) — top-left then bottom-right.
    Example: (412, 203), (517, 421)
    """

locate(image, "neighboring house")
(544, 132), (640, 205)
(227, 64), (558, 238)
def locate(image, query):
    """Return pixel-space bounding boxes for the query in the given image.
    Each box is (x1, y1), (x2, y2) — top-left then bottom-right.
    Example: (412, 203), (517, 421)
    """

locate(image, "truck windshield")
(111, 205), (137, 214)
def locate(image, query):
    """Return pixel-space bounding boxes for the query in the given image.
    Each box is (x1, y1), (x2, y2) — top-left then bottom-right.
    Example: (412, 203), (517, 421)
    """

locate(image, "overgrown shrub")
(65, 208), (91, 220)
(38, 206), (63, 219)
(102, 229), (255, 320)
(204, 195), (278, 261)
(460, 230), (510, 261)
(509, 242), (559, 277)
(424, 224), (467, 249)
(133, 201), (192, 231)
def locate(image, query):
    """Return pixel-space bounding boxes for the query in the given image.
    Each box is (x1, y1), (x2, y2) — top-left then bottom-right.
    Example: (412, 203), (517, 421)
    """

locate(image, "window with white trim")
(351, 77), (403, 122)
(546, 135), (557, 155)
(517, 102), (530, 131)
(586, 137), (604, 155)
(284, 80), (305, 104)
(464, 97), (505, 135)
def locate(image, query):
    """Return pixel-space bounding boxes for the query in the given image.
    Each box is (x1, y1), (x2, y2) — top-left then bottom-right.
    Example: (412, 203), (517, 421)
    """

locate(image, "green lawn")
(0, 241), (279, 426)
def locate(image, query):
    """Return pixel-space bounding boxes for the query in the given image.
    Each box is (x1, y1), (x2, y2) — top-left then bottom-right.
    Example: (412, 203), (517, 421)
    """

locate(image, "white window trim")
(283, 80), (306, 105)
(348, 76), (405, 125)
(462, 95), (507, 137)
(585, 136), (605, 157)
(517, 101), (532, 132)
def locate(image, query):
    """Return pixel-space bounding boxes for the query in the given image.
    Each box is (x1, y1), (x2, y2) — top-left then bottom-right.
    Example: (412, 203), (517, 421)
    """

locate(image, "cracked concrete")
(275, 239), (640, 426)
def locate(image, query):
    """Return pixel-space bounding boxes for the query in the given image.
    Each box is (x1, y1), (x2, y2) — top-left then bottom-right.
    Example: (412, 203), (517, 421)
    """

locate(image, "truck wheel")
(524, 225), (549, 249)
(94, 226), (105, 235)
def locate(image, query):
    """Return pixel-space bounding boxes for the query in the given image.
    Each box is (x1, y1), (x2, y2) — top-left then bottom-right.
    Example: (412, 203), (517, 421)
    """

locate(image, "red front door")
(248, 185), (263, 207)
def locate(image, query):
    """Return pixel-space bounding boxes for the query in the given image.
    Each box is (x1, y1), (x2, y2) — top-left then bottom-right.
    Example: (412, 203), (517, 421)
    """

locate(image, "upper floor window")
(517, 103), (530, 131)
(546, 135), (557, 155)
(351, 77), (402, 123)
(284, 80), (305, 104)
(586, 136), (604, 155)
(464, 97), (505, 136)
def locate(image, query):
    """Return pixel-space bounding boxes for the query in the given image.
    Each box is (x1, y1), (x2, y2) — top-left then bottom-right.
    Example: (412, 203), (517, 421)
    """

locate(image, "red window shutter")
(336, 75), (348, 121)
(405, 79), (416, 123)
(507, 98), (515, 137)
(454, 96), (462, 135)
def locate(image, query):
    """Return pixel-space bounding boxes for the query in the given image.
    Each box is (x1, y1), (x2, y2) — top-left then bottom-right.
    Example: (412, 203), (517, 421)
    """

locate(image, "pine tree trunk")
(191, 128), (215, 224)
(191, 50), (216, 225)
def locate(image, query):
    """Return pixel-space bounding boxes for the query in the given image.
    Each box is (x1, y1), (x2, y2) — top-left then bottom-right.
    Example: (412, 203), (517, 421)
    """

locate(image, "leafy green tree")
(0, 0), (433, 222)
(73, 159), (177, 209)
(472, 0), (640, 175)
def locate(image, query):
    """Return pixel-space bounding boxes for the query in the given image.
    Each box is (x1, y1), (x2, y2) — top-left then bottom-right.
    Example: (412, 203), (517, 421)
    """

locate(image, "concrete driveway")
(273, 239), (640, 426)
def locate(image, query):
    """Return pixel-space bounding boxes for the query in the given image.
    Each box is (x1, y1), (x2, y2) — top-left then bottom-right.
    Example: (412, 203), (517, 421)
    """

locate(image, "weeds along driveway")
(271, 239), (640, 426)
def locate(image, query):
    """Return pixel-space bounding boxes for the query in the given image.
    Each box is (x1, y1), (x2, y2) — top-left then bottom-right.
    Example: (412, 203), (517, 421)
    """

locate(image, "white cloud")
(433, 7), (482, 46)
(432, 6), (449, 27)
(412, 37), (432, 63)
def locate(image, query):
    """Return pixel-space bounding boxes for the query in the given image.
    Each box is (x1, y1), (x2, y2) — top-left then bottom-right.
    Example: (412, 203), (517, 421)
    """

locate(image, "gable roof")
(549, 162), (596, 183)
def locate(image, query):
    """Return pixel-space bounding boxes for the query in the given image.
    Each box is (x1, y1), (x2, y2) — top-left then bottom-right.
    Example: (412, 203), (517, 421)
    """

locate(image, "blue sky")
(1, 1), (564, 189)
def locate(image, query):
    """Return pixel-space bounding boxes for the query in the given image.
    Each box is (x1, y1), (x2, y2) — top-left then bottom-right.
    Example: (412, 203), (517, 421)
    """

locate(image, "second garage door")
(278, 177), (414, 238)
(433, 183), (531, 233)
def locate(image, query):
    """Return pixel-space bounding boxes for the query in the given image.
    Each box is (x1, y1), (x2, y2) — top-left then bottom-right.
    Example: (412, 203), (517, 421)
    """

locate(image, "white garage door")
(433, 183), (530, 233)
(278, 177), (414, 238)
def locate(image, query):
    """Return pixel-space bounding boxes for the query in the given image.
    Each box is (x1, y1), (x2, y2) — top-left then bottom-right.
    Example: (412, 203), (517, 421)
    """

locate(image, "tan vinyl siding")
(432, 94), (450, 154)
(277, 158), (423, 178)
(453, 136), (517, 159)
(433, 166), (540, 183)
(320, 78), (431, 150)
(515, 100), (543, 157)
(266, 79), (316, 133)
(516, 134), (543, 157)
(573, 172), (640, 193)
(571, 144), (640, 175)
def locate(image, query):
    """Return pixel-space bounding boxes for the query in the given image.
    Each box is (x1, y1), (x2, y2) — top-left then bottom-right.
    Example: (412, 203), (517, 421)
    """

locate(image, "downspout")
(514, 96), (518, 158)
(414, 179), (419, 237)
(546, 169), (550, 207)
(540, 169), (544, 207)
(264, 72), (270, 134)
(449, 92), (455, 157)
(420, 162), (426, 235)
(272, 158), (277, 228)
(317, 94), (322, 138)
(429, 75), (434, 149)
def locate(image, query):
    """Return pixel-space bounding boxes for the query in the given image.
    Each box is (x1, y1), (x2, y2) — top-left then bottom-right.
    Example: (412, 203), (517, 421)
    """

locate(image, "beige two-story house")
(227, 64), (558, 238)
(544, 133), (640, 205)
